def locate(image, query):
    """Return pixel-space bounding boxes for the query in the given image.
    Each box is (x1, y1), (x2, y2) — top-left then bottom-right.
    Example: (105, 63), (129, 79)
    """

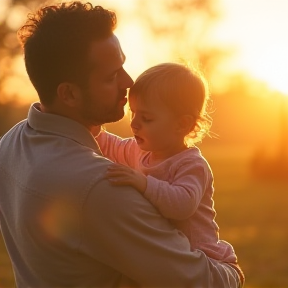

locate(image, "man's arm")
(81, 178), (213, 288)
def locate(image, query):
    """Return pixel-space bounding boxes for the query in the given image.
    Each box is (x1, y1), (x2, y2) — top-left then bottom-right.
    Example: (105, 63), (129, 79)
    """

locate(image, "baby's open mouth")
(134, 135), (144, 143)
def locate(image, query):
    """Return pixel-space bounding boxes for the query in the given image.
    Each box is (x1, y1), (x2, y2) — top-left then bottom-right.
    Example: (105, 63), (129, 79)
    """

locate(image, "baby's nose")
(131, 126), (139, 134)
(130, 118), (140, 130)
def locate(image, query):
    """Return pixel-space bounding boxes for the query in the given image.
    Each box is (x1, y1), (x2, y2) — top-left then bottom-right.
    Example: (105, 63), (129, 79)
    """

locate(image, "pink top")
(97, 130), (238, 263)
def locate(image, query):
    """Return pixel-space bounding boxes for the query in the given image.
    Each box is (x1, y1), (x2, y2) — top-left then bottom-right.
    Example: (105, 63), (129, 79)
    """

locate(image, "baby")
(96, 62), (244, 285)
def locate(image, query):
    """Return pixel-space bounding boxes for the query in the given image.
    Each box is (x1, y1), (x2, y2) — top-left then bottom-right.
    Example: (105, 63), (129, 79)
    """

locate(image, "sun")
(209, 0), (288, 96)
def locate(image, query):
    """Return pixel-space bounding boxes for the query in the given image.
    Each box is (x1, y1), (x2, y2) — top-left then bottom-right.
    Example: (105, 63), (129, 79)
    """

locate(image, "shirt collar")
(27, 102), (102, 155)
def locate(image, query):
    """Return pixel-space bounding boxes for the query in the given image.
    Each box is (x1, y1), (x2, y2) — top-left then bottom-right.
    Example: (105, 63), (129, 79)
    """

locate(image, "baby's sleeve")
(143, 161), (209, 220)
(96, 129), (141, 168)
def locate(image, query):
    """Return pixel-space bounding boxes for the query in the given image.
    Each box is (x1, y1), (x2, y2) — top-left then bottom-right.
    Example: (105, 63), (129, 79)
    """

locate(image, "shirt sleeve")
(81, 177), (214, 288)
(96, 129), (141, 168)
(144, 160), (209, 220)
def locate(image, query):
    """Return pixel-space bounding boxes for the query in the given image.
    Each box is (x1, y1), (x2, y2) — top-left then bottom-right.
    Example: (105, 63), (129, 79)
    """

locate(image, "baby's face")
(129, 94), (185, 159)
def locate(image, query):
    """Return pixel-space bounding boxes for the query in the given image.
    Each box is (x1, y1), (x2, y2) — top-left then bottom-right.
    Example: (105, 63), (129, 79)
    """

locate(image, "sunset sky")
(90, 0), (288, 96)
(1, 0), (288, 102)
(212, 0), (288, 95)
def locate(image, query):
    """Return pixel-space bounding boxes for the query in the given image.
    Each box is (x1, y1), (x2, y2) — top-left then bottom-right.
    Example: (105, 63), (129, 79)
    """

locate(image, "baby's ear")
(176, 115), (195, 134)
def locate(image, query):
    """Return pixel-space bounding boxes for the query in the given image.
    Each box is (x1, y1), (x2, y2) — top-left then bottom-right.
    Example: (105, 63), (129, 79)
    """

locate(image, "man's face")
(77, 34), (133, 128)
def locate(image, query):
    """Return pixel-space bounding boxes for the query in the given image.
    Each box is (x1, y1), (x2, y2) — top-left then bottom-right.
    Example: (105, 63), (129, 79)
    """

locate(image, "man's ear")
(176, 115), (195, 134)
(57, 82), (81, 107)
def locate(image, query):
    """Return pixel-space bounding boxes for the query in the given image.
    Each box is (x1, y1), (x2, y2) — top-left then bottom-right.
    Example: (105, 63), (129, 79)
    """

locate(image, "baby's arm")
(95, 128), (141, 168)
(97, 129), (209, 221)
(143, 160), (210, 220)
(105, 158), (210, 221)
(95, 128), (148, 192)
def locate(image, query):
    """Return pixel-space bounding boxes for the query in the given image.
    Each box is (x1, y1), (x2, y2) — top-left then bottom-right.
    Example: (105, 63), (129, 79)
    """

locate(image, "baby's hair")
(128, 62), (212, 146)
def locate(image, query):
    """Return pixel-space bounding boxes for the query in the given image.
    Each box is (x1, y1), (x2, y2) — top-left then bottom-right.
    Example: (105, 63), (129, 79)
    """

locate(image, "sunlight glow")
(40, 200), (76, 240)
(2, 0), (288, 104)
(6, 4), (30, 30)
(111, 0), (288, 96)
(89, 0), (136, 11)
(0, 0), (11, 22)
(116, 24), (150, 81)
(1, 56), (37, 104)
(210, 0), (288, 95)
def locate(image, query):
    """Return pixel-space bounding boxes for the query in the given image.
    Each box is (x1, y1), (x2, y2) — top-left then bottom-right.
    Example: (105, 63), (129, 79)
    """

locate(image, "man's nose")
(120, 69), (134, 89)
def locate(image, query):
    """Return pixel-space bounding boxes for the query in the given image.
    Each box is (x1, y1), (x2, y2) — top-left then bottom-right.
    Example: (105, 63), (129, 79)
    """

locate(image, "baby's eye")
(142, 116), (153, 122)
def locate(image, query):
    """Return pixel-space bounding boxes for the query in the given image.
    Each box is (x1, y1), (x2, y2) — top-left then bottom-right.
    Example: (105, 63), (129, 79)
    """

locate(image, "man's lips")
(118, 89), (128, 105)
(119, 97), (127, 106)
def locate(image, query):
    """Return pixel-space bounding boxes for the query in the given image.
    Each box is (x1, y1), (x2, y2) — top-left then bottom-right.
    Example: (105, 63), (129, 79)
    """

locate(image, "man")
(0, 1), (243, 287)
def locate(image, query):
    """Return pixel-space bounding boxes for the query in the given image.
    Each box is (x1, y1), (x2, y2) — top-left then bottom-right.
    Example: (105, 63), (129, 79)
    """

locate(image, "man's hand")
(105, 163), (147, 193)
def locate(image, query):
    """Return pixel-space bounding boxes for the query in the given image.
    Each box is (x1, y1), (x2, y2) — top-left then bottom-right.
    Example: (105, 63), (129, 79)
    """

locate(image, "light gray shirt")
(0, 103), (241, 288)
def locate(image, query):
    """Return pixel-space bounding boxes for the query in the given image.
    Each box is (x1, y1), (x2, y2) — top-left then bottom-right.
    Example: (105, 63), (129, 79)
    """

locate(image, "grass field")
(1, 145), (288, 288)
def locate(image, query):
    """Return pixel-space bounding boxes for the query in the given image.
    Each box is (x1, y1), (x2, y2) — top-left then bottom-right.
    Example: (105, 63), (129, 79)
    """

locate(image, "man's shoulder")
(21, 139), (113, 207)
(83, 176), (170, 231)
(0, 119), (27, 143)
(42, 147), (112, 192)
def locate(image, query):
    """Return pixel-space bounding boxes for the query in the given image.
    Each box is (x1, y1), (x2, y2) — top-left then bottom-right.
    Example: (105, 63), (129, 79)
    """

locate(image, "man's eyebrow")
(107, 67), (122, 77)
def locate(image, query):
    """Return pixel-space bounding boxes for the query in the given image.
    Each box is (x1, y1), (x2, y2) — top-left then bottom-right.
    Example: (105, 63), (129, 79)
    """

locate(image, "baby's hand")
(105, 163), (147, 193)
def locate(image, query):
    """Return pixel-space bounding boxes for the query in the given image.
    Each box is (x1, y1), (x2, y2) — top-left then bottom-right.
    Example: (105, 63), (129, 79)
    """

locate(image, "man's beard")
(81, 91), (126, 126)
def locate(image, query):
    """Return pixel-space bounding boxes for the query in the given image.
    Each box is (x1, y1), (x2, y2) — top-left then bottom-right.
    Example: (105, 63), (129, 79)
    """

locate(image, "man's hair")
(129, 62), (212, 146)
(18, 1), (117, 105)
